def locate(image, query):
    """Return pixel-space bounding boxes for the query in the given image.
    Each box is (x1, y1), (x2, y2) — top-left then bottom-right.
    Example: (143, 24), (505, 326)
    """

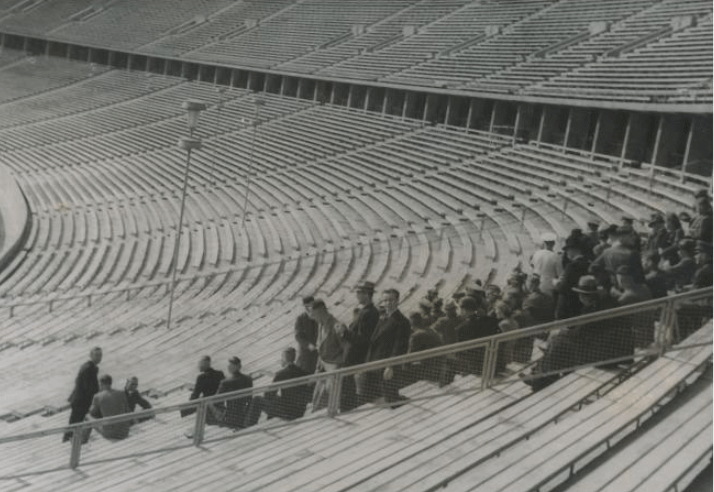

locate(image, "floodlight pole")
(211, 87), (227, 186)
(166, 100), (206, 331)
(240, 97), (265, 232)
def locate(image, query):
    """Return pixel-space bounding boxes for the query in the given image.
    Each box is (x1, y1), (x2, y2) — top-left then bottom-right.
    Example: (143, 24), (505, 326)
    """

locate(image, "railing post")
(655, 299), (677, 355)
(193, 402), (207, 446)
(327, 373), (343, 417)
(9, 305), (14, 318)
(69, 424), (84, 469)
(481, 341), (497, 391)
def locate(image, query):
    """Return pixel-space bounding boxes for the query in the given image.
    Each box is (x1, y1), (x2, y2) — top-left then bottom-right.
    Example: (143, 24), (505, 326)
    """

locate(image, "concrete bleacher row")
(0, 0), (710, 102)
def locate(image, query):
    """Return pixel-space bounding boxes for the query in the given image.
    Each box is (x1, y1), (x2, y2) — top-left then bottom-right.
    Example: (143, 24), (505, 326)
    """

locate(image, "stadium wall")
(1, 32), (711, 179)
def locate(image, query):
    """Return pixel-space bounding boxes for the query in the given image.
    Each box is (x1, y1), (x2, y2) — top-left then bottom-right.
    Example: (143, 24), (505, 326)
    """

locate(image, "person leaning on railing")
(524, 275), (631, 392)
(310, 299), (349, 412)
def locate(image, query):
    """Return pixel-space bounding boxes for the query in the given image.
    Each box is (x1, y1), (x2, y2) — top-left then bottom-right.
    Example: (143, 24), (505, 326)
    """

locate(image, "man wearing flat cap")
(211, 356), (252, 429)
(341, 281), (380, 410)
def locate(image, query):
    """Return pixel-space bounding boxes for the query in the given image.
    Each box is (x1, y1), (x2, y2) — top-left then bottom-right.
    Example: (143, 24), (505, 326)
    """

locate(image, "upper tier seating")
(527, 13), (713, 102)
(138, 0), (296, 58)
(189, 0), (418, 68)
(40, 0), (237, 51)
(466, 0), (712, 94)
(0, 0), (709, 102)
(382, 0), (659, 87)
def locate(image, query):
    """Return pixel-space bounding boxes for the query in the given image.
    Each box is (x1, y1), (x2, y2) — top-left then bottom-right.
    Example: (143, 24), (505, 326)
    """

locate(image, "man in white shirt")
(530, 232), (562, 296)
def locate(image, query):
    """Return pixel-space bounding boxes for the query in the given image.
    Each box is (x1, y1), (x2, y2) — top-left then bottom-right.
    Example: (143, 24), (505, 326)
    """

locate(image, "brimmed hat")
(648, 213), (664, 227)
(356, 281), (375, 294)
(564, 236), (582, 250)
(695, 241), (712, 254)
(621, 216), (635, 225)
(678, 239), (696, 254)
(540, 232), (557, 243)
(586, 220), (599, 230)
(228, 356), (241, 366)
(572, 275), (599, 294)
(459, 296), (479, 311)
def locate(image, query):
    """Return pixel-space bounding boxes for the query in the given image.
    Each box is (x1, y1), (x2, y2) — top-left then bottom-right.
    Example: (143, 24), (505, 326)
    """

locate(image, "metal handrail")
(0, 287), (710, 467)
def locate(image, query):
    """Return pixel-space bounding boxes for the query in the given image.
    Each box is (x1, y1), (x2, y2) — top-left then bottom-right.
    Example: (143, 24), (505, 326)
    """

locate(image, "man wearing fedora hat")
(646, 213), (668, 253)
(554, 237), (590, 320)
(341, 281), (380, 410)
(526, 276), (631, 391)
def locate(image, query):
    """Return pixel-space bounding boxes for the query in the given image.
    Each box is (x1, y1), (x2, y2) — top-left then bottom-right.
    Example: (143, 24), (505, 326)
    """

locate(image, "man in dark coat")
(63, 346), (102, 442)
(124, 377), (154, 424)
(522, 274), (555, 327)
(341, 282), (380, 410)
(431, 301), (461, 345)
(525, 276), (628, 392)
(365, 288), (411, 407)
(555, 238), (591, 320)
(212, 356), (252, 429)
(590, 226), (644, 287)
(244, 347), (311, 426)
(454, 296), (500, 375)
(294, 296), (318, 374)
(181, 355), (225, 418)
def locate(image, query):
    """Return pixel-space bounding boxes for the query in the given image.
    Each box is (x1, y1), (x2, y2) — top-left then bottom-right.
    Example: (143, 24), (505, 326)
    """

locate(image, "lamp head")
(182, 100), (207, 132)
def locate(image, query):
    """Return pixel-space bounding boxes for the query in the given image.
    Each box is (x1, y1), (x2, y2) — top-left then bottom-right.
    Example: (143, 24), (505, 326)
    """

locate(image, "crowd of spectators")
(65, 190), (712, 436)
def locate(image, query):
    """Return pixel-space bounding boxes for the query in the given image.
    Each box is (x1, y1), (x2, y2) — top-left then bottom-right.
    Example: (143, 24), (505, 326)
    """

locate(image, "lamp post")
(240, 96), (265, 232)
(211, 87), (227, 186)
(166, 100), (206, 331)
